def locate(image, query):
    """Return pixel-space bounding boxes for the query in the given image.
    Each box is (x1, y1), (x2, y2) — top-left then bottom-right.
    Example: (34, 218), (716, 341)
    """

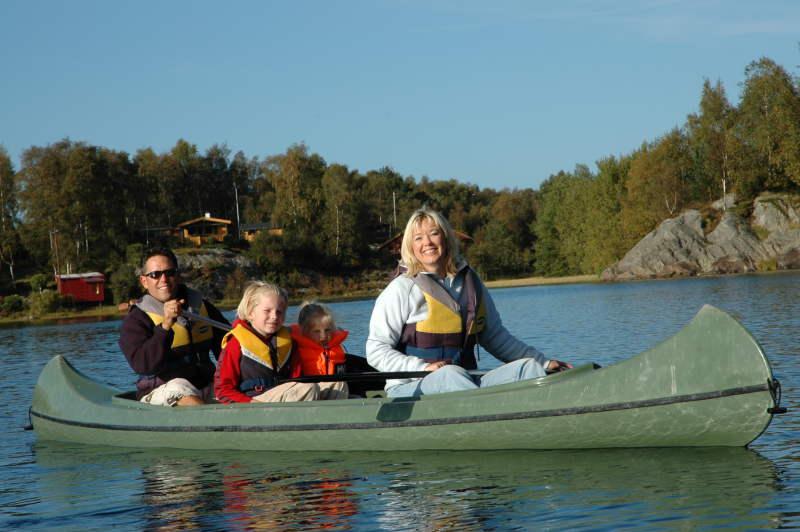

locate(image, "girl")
(290, 301), (349, 400)
(215, 281), (320, 403)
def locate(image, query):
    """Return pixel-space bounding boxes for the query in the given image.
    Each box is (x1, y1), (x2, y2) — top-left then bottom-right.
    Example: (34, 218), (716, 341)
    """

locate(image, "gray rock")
(711, 193), (736, 211)
(175, 249), (258, 301)
(752, 194), (800, 233)
(602, 193), (800, 280)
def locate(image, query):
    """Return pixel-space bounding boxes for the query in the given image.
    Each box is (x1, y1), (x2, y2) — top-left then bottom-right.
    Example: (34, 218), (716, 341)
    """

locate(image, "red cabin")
(55, 272), (106, 303)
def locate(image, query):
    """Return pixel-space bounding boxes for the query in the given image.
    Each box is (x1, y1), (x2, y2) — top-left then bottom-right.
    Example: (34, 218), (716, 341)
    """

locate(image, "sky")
(1, 0), (799, 191)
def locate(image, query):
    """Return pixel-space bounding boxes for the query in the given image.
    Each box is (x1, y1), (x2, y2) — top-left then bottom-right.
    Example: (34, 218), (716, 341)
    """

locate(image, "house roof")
(177, 216), (232, 228)
(56, 272), (105, 281)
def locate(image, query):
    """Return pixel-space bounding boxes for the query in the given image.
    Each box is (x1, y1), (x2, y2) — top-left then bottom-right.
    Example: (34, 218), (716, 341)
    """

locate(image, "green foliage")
(753, 226), (770, 241)
(27, 289), (63, 317)
(126, 243), (144, 266)
(757, 257), (778, 271)
(733, 58), (800, 195)
(110, 263), (142, 304)
(686, 79), (734, 203)
(0, 294), (25, 314)
(0, 146), (19, 283)
(29, 273), (50, 292)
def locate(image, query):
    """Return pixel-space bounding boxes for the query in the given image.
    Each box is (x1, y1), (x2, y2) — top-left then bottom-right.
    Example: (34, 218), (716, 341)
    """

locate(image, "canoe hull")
(30, 305), (780, 450)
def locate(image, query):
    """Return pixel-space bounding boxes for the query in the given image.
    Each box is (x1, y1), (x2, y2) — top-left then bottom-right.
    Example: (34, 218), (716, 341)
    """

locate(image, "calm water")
(2, 273), (798, 530)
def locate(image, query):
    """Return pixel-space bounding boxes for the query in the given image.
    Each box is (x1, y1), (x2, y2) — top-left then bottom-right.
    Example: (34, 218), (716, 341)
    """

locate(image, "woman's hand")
(424, 360), (449, 372)
(546, 359), (573, 374)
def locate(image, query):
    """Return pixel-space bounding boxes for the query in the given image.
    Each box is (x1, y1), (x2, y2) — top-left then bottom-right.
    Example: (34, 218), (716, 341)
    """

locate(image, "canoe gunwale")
(30, 381), (772, 433)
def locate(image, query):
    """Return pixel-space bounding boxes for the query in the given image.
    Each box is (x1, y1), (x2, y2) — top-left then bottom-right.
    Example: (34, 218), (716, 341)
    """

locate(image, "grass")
(484, 274), (599, 289)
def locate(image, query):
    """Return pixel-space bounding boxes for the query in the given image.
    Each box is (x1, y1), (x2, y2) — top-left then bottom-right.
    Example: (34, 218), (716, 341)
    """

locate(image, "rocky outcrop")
(176, 248), (258, 301)
(602, 193), (800, 280)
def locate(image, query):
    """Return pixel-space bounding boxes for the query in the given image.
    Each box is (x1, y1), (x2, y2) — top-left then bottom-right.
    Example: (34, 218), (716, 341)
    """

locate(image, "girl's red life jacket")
(290, 324), (348, 376)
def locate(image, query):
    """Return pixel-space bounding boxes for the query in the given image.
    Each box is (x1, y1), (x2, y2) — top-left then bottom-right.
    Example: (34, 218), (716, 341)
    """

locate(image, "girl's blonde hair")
(400, 207), (460, 277)
(297, 300), (335, 334)
(236, 281), (288, 320)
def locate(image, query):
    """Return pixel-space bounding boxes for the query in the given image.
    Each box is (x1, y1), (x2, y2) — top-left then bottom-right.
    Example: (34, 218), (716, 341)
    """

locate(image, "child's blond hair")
(297, 300), (335, 335)
(237, 281), (288, 320)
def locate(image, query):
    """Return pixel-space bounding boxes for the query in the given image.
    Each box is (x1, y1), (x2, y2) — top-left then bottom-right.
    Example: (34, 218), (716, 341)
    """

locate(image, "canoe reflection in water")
(223, 466), (357, 530)
(31, 443), (784, 530)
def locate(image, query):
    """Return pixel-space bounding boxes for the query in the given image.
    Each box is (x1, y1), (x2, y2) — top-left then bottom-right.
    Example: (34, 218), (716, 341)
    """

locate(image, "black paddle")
(181, 310), (485, 384)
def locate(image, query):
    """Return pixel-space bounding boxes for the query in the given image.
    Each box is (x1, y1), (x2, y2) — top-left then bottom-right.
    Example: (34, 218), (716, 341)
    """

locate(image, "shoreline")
(1, 274), (599, 328)
(8, 270), (800, 328)
(484, 274), (598, 289)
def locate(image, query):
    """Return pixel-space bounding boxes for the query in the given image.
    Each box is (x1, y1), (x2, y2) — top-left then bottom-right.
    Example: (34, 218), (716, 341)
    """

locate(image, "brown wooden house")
(177, 214), (231, 246)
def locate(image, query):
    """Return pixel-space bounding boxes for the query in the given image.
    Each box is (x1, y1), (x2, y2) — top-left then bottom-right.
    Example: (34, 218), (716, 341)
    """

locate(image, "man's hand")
(161, 298), (185, 330)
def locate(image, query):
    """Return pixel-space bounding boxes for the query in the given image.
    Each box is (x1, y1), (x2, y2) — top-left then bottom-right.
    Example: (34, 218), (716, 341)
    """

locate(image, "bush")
(29, 273), (50, 293)
(111, 263), (142, 304)
(28, 289), (63, 317)
(757, 258), (778, 272)
(126, 243), (144, 267)
(0, 294), (25, 315)
(223, 267), (249, 301)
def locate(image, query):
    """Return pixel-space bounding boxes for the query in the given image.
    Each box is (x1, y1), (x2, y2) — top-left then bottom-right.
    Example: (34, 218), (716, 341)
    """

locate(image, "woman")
(366, 207), (571, 398)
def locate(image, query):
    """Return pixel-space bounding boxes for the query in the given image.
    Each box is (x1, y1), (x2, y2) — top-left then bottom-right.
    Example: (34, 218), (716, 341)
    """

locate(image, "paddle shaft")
(281, 370), (486, 384)
(181, 310), (486, 383)
(182, 310), (232, 332)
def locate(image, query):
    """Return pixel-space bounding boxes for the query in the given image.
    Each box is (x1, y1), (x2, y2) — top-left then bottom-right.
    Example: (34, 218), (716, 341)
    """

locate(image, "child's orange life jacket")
(290, 324), (348, 376)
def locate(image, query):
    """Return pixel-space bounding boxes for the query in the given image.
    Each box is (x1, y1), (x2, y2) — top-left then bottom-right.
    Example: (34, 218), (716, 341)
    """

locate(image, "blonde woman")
(366, 207), (571, 398)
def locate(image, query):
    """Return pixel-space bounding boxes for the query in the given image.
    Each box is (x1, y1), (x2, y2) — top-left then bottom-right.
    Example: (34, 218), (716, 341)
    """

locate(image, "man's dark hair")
(141, 247), (179, 270)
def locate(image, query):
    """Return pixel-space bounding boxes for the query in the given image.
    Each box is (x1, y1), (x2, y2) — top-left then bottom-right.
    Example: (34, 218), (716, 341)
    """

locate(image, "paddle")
(182, 310), (232, 332)
(181, 310), (485, 383)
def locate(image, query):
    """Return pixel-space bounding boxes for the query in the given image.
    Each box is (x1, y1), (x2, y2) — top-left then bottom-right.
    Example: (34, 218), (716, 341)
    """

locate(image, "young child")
(215, 281), (320, 403)
(290, 301), (349, 400)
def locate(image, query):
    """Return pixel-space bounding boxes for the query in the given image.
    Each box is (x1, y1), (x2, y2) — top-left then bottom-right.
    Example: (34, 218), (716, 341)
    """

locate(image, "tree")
(734, 57), (800, 193)
(580, 156), (628, 273)
(0, 146), (19, 282)
(263, 144), (325, 229)
(533, 171), (578, 276)
(621, 130), (693, 246)
(686, 79), (735, 204)
(257, 144), (327, 266)
(320, 164), (363, 266)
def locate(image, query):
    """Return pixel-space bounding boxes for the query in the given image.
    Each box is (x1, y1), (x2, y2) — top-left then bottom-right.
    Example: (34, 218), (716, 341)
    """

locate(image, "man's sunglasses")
(143, 268), (177, 280)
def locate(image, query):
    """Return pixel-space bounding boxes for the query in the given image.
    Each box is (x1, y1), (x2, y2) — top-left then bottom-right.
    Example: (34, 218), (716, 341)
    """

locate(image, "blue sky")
(1, 1), (799, 190)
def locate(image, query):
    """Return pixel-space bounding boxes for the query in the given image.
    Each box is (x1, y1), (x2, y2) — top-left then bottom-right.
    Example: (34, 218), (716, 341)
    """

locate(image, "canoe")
(29, 305), (784, 450)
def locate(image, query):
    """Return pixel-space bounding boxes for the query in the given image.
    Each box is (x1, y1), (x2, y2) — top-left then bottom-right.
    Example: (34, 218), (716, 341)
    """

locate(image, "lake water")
(2, 273), (798, 530)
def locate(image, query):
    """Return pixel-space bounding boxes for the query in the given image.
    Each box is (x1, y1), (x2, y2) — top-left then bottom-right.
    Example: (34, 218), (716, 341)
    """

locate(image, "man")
(119, 248), (229, 406)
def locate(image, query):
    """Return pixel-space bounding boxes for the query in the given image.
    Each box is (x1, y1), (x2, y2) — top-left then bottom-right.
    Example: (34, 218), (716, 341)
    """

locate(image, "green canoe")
(30, 305), (784, 450)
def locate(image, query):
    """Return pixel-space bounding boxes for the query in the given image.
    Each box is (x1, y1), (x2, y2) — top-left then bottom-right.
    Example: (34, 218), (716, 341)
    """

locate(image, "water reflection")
(29, 442), (784, 530)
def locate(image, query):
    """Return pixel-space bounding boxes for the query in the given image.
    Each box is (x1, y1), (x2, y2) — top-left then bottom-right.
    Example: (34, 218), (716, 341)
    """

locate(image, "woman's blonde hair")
(297, 300), (335, 334)
(400, 207), (460, 277)
(236, 281), (288, 320)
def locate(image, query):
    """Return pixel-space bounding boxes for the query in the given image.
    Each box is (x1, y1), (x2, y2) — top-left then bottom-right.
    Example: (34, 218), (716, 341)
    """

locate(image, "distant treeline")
(1, 57), (798, 295)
